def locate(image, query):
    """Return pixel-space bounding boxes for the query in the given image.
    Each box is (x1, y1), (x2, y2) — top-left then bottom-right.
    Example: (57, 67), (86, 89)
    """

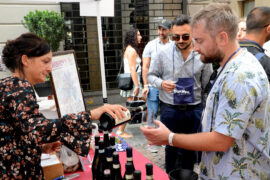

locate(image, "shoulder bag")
(118, 59), (139, 91)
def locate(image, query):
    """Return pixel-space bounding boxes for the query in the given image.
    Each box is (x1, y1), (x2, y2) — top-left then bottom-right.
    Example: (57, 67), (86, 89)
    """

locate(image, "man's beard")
(200, 48), (224, 64)
(176, 41), (192, 50)
(266, 34), (270, 42)
(159, 34), (168, 40)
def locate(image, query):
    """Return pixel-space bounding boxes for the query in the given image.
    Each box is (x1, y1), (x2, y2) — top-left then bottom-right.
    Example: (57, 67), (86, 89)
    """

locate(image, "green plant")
(23, 10), (66, 52)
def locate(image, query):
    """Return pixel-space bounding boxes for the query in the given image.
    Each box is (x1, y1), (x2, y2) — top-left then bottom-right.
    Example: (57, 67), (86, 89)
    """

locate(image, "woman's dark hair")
(123, 27), (140, 55)
(2, 32), (50, 73)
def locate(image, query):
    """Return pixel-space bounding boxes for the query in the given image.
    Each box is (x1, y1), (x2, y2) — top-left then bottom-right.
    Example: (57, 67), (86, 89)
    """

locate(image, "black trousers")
(160, 102), (203, 173)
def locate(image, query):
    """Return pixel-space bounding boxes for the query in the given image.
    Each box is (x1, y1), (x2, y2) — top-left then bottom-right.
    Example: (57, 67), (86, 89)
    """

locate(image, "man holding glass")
(147, 14), (213, 173)
(142, 4), (270, 179)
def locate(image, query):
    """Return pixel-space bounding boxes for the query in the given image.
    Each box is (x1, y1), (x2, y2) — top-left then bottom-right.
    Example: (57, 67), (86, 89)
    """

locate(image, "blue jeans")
(160, 101), (203, 173)
(147, 87), (159, 119)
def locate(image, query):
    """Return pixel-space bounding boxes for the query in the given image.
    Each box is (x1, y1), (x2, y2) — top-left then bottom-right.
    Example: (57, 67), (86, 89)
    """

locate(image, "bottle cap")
(126, 147), (133, 157)
(99, 140), (104, 150)
(113, 151), (120, 164)
(146, 163), (153, 175)
(109, 136), (115, 145)
(134, 170), (141, 179)
(125, 162), (133, 174)
(106, 147), (113, 157)
(94, 135), (100, 142)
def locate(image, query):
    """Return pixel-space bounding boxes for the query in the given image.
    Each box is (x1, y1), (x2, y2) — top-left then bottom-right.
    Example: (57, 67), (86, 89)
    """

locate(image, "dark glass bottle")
(126, 147), (135, 172)
(92, 136), (100, 180)
(99, 105), (147, 131)
(145, 163), (153, 180)
(96, 140), (106, 180)
(103, 130), (110, 148)
(104, 169), (112, 180)
(133, 170), (141, 180)
(110, 136), (116, 153)
(124, 162), (134, 180)
(105, 147), (113, 172)
(112, 151), (123, 180)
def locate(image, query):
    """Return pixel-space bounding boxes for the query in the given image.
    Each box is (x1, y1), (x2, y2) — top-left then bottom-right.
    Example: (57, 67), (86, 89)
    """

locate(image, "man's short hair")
(191, 3), (238, 41)
(246, 7), (270, 33)
(172, 14), (191, 26)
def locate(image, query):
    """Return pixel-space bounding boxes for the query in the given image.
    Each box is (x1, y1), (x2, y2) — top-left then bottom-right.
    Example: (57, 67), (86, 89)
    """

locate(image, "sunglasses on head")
(172, 34), (190, 41)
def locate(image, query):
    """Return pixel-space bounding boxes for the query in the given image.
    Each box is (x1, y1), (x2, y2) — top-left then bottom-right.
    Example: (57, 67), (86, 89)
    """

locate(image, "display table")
(38, 98), (168, 179)
(65, 146), (169, 180)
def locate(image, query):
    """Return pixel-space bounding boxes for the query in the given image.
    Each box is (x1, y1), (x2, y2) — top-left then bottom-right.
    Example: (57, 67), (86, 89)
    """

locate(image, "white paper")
(41, 154), (60, 167)
(41, 153), (50, 160)
(51, 53), (85, 115)
(80, 0), (114, 17)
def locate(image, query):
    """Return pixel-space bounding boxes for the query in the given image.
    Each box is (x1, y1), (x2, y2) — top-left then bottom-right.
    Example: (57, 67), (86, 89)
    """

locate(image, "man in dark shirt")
(239, 6), (270, 80)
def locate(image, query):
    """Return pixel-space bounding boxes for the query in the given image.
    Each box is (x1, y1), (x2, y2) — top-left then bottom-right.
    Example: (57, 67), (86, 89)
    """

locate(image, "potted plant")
(23, 10), (66, 96)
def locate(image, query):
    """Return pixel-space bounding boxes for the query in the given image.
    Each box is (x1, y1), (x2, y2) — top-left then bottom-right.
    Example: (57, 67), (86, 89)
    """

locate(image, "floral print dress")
(0, 76), (92, 179)
(200, 49), (270, 180)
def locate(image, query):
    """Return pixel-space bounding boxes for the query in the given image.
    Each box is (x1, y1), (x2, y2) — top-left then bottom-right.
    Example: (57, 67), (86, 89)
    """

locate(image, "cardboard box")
(41, 154), (64, 180)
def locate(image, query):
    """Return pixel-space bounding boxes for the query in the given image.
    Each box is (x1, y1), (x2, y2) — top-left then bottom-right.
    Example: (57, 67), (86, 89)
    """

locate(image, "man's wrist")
(168, 132), (175, 146)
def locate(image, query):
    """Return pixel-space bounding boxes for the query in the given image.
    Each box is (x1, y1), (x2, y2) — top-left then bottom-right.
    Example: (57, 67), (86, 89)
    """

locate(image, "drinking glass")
(142, 109), (157, 128)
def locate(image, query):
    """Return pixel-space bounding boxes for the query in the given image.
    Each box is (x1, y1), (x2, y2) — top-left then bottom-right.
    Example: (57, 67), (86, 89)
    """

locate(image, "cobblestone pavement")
(116, 123), (166, 171)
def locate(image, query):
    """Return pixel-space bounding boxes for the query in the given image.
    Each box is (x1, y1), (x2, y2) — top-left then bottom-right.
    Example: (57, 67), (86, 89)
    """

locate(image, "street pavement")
(113, 123), (166, 171)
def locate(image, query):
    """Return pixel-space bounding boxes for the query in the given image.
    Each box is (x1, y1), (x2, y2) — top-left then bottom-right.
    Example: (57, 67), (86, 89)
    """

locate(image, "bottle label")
(107, 157), (113, 162)
(115, 110), (131, 125)
(125, 174), (133, 179)
(127, 157), (133, 161)
(113, 164), (120, 168)
(99, 149), (105, 153)
(146, 175), (153, 180)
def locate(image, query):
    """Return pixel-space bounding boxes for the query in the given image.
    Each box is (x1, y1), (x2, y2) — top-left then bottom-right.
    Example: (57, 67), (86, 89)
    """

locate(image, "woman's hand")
(42, 141), (62, 154)
(133, 86), (140, 97)
(142, 86), (149, 99)
(90, 104), (127, 120)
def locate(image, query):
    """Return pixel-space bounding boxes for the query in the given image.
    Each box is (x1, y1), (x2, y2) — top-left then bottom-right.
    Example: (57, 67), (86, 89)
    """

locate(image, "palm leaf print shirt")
(200, 49), (270, 180)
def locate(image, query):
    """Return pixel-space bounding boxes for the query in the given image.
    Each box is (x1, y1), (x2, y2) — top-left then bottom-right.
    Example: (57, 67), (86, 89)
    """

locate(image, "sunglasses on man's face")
(172, 34), (190, 41)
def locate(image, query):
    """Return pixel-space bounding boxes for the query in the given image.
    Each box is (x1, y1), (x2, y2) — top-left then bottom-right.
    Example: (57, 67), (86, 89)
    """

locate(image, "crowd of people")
(1, 2), (270, 180)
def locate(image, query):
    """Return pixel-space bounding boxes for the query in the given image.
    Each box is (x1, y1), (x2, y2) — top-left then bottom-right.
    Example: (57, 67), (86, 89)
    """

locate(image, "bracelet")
(135, 86), (140, 89)
(144, 84), (149, 87)
(168, 132), (175, 146)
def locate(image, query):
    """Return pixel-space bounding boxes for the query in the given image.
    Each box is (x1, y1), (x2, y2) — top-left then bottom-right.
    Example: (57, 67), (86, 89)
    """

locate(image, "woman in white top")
(118, 27), (143, 138)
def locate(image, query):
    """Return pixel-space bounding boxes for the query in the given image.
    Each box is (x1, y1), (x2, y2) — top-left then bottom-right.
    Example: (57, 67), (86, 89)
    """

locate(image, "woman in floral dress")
(0, 33), (126, 179)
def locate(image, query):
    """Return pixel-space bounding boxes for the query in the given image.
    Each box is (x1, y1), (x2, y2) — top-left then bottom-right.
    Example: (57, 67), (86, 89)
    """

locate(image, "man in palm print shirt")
(141, 4), (270, 179)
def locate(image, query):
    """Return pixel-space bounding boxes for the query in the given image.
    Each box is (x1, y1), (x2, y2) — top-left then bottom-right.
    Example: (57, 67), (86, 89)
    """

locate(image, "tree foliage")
(23, 10), (66, 52)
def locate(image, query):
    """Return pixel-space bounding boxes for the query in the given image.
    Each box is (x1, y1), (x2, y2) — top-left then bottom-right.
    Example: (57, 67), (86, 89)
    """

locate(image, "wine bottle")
(133, 170), (141, 180)
(105, 147), (113, 172)
(96, 140), (106, 180)
(145, 163), (153, 180)
(92, 136), (100, 180)
(126, 147), (135, 172)
(99, 105), (147, 131)
(103, 130), (110, 148)
(112, 151), (123, 180)
(110, 136), (116, 153)
(124, 162), (134, 180)
(104, 169), (111, 180)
